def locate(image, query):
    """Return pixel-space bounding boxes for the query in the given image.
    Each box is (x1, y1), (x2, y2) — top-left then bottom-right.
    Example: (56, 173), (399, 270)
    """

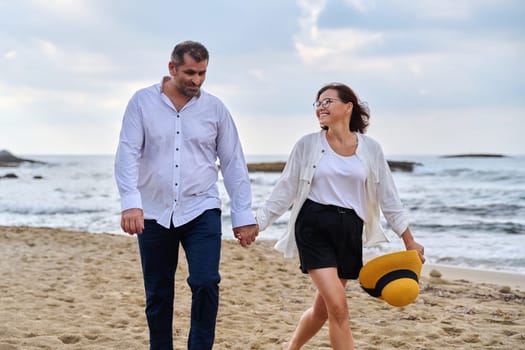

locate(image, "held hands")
(121, 208), (144, 235)
(233, 224), (259, 247)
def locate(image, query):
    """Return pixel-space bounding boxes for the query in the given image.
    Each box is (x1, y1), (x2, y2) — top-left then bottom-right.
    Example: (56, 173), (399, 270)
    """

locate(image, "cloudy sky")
(1, 0), (523, 156)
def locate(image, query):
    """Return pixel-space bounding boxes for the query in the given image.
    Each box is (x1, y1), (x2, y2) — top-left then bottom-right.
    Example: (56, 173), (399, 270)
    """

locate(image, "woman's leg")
(284, 289), (327, 350)
(309, 268), (353, 349)
(285, 268), (352, 350)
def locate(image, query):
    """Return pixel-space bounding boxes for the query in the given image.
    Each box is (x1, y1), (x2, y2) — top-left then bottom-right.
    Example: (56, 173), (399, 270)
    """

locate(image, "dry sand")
(1, 226), (524, 349)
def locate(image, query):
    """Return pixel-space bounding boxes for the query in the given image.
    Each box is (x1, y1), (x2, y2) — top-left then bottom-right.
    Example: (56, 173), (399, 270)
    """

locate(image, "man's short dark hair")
(171, 41), (209, 67)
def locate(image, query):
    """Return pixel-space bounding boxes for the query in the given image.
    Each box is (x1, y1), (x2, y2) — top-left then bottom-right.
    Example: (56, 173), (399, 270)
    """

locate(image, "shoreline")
(2, 224), (523, 283)
(420, 263), (525, 290)
(3, 224), (524, 284)
(1, 226), (524, 349)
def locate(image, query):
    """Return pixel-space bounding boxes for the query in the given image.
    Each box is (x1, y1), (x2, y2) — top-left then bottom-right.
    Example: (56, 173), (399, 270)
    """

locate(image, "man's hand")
(233, 224), (259, 247)
(121, 208), (144, 235)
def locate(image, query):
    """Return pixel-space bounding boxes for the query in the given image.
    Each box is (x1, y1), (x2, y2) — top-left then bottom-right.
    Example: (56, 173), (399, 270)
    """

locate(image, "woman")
(255, 83), (425, 349)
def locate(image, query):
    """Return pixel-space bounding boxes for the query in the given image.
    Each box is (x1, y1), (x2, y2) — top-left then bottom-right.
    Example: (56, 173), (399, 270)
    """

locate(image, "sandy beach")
(1, 226), (523, 349)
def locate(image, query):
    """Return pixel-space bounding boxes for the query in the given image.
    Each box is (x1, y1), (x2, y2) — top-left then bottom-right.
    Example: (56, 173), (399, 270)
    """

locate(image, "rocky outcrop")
(0, 173), (18, 179)
(247, 160), (421, 173)
(247, 162), (286, 172)
(0, 150), (45, 167)
(386, 160), (423, 172)
(441, 153), (506, 158)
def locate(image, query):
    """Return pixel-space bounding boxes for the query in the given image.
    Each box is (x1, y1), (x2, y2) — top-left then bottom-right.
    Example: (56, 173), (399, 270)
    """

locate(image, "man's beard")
(178, 82), (201, 98)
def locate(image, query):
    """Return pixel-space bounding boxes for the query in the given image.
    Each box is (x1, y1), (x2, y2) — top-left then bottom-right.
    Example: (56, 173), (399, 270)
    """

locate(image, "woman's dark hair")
(171, 41), (209, 68)
(316, 82), (369, 133)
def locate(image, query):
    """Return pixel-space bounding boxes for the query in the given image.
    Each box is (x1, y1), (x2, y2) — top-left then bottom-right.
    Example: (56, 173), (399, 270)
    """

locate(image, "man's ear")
(168, 61), (176, 74)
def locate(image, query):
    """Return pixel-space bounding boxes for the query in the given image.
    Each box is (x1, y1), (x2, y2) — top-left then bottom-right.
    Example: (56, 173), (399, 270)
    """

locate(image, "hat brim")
(358, 250), (422, 307)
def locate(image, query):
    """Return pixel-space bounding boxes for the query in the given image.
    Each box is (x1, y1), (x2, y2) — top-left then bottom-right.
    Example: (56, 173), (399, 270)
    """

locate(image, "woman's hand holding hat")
(401, 228), (425, 263)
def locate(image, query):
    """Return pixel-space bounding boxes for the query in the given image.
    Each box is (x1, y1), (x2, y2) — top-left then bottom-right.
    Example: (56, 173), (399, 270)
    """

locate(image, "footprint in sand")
(58, 334), (81, 344)
(462, 334), (481, 343)
(442, 326), (464, 336)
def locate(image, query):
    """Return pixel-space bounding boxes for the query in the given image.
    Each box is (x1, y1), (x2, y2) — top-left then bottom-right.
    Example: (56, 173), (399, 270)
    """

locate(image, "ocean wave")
(249, 174), (280, 186)
(434, 256), (525, 274)
(410, 166), (525, 182)
(413, 203), (525, 217)
(0, 205), (105, 215)
(412, 221), (524, 235)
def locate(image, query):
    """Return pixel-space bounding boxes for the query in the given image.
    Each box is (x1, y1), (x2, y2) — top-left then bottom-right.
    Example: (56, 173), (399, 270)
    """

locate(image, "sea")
(1, 154), (524, 275)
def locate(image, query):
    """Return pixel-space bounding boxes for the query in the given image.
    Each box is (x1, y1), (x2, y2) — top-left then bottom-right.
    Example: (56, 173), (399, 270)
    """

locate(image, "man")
(115, 40), (258, 350)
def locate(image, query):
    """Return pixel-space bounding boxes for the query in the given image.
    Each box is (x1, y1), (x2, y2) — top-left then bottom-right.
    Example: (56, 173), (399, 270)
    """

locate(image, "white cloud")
(0, 80), (129, 122)
(0, 88), (36, 109)
(294, 0), (385, 65)
(27, 38), (117, 76)
(294, 42), (333, 64)
(4, 51), (17, 60)
(408, 62), (423, 76)
(249, 69), (266, 82)
(31, 0), (93, 17)
(372, 106), (525, 155)
(235, 112), (320, 155)
(295, 0), (327, 42)
(343, 0), (376, 12)
(36, 39), (59, 58)
(406, 0), (475, 20)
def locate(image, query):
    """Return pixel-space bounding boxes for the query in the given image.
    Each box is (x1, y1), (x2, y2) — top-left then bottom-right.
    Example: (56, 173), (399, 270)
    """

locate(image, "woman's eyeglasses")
(313, 98), (342, 109)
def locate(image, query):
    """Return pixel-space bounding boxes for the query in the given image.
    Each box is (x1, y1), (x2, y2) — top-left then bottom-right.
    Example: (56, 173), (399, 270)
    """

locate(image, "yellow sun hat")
(358, 250), (422, 307)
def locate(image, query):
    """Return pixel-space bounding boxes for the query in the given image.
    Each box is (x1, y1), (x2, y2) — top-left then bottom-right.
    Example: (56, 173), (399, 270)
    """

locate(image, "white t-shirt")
(308, 133), (367, 220)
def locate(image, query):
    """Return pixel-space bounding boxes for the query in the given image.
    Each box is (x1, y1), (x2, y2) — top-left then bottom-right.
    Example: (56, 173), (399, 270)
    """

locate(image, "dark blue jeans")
(138, 209), (222, 350)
